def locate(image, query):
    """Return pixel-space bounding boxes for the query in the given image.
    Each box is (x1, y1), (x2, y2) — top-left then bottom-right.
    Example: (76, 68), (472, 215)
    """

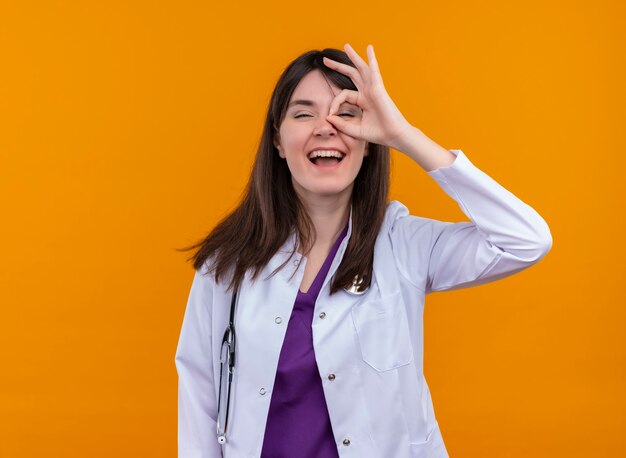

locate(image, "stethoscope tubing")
(216, 273), (367, 444)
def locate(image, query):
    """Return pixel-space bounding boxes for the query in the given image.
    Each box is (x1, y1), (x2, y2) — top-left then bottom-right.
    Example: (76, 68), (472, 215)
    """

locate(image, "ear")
(274, 134), (285, 159)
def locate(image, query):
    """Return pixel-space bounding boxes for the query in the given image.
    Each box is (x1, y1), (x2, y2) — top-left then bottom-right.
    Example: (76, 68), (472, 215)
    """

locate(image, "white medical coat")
(175, 149), (553, 458)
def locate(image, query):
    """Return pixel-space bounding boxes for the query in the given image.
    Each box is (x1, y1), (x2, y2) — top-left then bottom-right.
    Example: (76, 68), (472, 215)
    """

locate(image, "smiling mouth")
(308, 150), (346, 167)
(309, 156), (344, 167)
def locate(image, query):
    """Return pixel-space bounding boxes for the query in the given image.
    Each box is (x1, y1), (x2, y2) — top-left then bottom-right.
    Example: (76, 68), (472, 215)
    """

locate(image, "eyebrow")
(287, 99), (356, 109)
(288, 99), (316, 108)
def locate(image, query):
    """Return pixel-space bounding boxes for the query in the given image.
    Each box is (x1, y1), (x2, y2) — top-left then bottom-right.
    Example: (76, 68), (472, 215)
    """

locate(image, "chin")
(308, 184), (352, 197)
(292, 176), (355, 198)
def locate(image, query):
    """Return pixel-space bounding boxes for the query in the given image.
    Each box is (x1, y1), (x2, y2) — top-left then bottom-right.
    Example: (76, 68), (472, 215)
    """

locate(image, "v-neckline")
(297, 223), (348, 296)
(299, 254), (323, 295)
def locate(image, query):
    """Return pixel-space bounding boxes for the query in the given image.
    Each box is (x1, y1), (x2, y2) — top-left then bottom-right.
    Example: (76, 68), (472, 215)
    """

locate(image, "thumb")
(326, 115), (360, 138)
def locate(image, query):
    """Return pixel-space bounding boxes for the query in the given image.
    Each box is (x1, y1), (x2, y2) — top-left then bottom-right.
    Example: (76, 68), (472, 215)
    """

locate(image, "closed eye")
(294, 113), (355, 119)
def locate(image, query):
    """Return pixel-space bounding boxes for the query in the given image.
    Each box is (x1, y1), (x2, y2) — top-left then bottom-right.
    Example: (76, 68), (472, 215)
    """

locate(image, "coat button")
(327, 373), (335, 381)
(293, 259), (300, 266)
(275, 317), (282, 324)
(319, 312), (326, 319)
(342, 438), (350, 446)
(259, 388), (267, 395)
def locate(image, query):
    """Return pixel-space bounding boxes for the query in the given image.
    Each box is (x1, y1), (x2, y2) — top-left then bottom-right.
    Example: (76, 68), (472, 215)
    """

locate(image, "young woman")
(175, 44), (552, 458)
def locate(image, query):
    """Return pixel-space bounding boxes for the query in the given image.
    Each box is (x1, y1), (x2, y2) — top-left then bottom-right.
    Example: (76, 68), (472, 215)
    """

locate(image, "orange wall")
(1, 1), (624, 457)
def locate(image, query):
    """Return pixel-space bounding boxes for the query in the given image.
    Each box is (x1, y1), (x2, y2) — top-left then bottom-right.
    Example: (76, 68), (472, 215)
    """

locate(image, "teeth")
(309, 150), (344, 159)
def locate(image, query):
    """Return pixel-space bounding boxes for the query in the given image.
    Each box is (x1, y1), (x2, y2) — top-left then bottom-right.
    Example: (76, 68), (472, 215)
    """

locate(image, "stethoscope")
(216, 274), (368, 445)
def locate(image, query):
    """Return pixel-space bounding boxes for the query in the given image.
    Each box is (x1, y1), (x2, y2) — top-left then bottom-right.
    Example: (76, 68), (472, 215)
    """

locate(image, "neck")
(296, 189), (351, 254)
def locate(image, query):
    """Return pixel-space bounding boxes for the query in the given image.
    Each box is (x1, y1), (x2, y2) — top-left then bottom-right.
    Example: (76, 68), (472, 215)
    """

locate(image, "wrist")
(388, 124), (456, 171)
(389, 124), (424, 153)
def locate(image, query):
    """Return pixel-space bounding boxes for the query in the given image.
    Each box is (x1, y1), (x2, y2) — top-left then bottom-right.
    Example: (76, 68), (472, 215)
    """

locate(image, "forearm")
(391, 124), (457, 172)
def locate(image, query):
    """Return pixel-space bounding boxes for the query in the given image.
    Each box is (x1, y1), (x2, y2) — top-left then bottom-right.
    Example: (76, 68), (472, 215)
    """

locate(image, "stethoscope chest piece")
(344, 274), (369, 295)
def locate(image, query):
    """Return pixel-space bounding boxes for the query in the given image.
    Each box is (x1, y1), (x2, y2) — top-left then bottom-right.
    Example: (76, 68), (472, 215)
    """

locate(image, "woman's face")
(274, 69), (368, 202)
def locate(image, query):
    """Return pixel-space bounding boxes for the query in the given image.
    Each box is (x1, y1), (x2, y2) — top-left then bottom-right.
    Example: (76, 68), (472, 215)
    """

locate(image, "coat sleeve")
(175, 265), (223, 457)
(390, 149), (553, 294)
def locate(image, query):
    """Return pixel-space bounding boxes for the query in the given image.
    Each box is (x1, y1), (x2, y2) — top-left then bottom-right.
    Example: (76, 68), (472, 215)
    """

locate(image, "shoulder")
(194, 254), (216, 278)
(383, 199), (455, 265)
(191, 255), (222, 292)
(381, 200), (453, 292)
(384, 200), (409, 223)
(383, 200), (450, 238)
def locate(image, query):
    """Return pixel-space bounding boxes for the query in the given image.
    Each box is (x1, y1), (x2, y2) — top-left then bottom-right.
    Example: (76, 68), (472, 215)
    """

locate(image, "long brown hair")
(178, 47), (391, 295)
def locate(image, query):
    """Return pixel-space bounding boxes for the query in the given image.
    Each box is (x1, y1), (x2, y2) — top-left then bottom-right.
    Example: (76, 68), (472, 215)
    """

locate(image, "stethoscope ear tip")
(218, 435), (226, 444)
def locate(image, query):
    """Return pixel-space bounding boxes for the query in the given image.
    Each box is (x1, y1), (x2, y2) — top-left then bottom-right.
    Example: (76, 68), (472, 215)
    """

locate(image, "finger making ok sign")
(322, 43), (413, 151)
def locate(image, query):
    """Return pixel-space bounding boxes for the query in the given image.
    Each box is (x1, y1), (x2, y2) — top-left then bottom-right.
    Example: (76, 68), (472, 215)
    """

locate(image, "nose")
(313, 115), (337, 137)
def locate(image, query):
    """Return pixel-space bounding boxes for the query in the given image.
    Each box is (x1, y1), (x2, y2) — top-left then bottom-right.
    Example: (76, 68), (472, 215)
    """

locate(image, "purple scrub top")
(260, 223), (349, 458)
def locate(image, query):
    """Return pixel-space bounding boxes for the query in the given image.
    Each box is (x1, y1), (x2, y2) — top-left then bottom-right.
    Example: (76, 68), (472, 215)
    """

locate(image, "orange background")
(1, 1), (624, 457)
